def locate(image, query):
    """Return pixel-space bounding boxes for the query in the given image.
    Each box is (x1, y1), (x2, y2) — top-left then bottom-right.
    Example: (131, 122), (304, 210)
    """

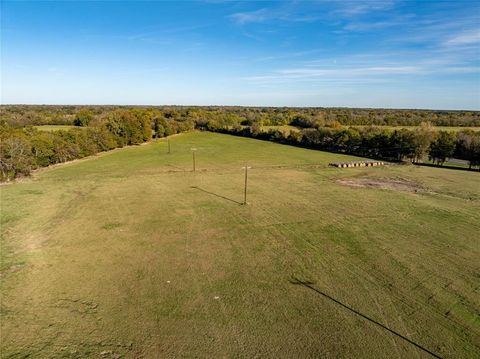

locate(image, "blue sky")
(1, 0), (479, 109)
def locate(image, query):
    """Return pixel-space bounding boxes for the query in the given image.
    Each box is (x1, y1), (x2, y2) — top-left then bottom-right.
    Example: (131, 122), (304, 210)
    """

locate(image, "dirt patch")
(336, 177), (423, 193)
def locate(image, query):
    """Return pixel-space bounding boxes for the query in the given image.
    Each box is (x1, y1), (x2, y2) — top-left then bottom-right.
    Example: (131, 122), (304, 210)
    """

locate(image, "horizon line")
(1, 103), (479, 112)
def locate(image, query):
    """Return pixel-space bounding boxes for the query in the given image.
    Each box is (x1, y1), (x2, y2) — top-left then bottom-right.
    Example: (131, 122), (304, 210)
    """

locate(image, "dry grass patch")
(336, 177), (424, 193)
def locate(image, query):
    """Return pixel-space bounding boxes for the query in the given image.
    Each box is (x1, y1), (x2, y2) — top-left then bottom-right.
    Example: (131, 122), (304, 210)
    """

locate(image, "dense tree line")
(205, 123), (480, 170)
(0, 109), (194, 180)
(1, 106), (479, 181)
(1, 105), (479, 128)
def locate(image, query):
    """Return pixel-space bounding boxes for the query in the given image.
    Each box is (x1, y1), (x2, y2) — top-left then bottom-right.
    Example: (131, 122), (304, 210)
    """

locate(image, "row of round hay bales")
(330, 161), (385, 168)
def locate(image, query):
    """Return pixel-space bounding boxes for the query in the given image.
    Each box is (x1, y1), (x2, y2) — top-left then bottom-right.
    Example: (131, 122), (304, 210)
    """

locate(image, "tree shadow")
(191, 186), (243, 205)
(289, 276), (442, 359)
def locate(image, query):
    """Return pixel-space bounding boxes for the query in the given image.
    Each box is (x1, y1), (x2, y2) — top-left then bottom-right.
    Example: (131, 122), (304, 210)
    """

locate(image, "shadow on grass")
(191, 186), (243, 205)
(289, 277), (443, 359)
(413, 162), (479, 172)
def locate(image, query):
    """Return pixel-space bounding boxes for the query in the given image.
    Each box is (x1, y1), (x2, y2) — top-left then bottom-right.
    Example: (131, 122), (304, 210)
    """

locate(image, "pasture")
(33, 125), (79, 132)
(1, 132), (479, 358)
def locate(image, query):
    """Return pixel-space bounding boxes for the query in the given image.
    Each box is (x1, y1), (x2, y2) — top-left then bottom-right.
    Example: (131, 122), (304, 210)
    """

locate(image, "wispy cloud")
(445, 29), (480, 46)
(229, 6), (319, 25)
(330, 0), (397, 17)
(385, 13), (480, 48)
(342, 13), (415, 32)
(253, 50), (321, 63)
(242, 56), (479, 84)
(229, 0), (400, 26)
(240, 30), (265, 42)
(127, 24), (209, 40)
(243, 65), (422, 83)
(47, 67), (65, 76)
(229, 8), (270, 25)
(118, 24), (211, 47)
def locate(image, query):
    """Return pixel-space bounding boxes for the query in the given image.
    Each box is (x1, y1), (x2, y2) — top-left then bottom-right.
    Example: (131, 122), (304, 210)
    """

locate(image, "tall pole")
(242, 165), (251, 205)
(191, 148), (197, 172)
(244, 165), (248, 205)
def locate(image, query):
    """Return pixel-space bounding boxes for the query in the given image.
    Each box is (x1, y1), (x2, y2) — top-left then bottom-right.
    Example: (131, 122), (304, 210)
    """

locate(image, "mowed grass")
(1, 132), (479, 358)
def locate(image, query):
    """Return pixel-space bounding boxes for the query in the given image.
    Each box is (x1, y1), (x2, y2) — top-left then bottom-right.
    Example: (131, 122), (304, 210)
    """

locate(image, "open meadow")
(1, 132), (479, 358)
(33, 125), (79, 132)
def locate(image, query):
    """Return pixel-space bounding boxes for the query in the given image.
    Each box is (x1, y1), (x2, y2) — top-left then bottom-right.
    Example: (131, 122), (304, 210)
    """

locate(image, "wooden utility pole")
(191, 148), (197, 172)
(242, 165), (251, 205)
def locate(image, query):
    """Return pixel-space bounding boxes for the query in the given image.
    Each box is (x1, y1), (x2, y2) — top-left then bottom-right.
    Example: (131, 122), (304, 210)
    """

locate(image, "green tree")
(390, 129), (416, 161)
(456, 131), (480, 170)
(413, 122), (435, 162)
(0, 129), (34, 180)
(429, 131), (456, 165)
(30, 131), (55, 167)
(73, 109), (94, 127)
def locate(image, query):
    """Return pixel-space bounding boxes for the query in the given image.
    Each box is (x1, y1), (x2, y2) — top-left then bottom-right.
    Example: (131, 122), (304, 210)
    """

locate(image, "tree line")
(1, 107), (479, 181)
(0, 109), (194, 180)
(2, 105), (479, 128)
(203, 123), (480, 170)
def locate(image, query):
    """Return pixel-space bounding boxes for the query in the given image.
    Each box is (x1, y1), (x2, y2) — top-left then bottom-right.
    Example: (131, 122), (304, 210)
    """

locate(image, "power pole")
(242, 165), (251, 205)
(191, 148), (197, 172)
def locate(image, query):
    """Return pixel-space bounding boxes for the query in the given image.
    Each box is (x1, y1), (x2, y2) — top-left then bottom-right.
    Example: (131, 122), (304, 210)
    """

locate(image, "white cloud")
(245, 65), (422, 82)
(331, 0), (397, 17)
(242, 60), (479, 84)
(445, 29), (480, 46)
(229, 7), (319, 25)
(342, 13), (416, 32)
(229, 8), (270, 25)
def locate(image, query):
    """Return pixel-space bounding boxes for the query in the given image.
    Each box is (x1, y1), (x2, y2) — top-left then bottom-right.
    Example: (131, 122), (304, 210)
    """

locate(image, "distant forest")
(1, 105), (479, 180)
(1, 105), (479, 128)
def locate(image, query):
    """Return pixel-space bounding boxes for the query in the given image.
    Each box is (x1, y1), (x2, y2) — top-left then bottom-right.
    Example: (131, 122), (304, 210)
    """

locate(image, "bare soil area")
(336, 177), (424, 192)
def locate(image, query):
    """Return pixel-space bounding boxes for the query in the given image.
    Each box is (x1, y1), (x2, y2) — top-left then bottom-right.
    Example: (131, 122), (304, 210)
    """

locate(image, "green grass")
(261, 125), (300, 134)
(422, 158), (472, 169)
(33, 125), (79, 131)
(1, 132), (479, 358)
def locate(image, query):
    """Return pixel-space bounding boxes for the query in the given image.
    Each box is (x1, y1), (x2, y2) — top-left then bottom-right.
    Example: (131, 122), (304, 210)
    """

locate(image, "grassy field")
(261, 125), (300, 134)
(33, 125), (79, 131)
(1, 132), (479, 358)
